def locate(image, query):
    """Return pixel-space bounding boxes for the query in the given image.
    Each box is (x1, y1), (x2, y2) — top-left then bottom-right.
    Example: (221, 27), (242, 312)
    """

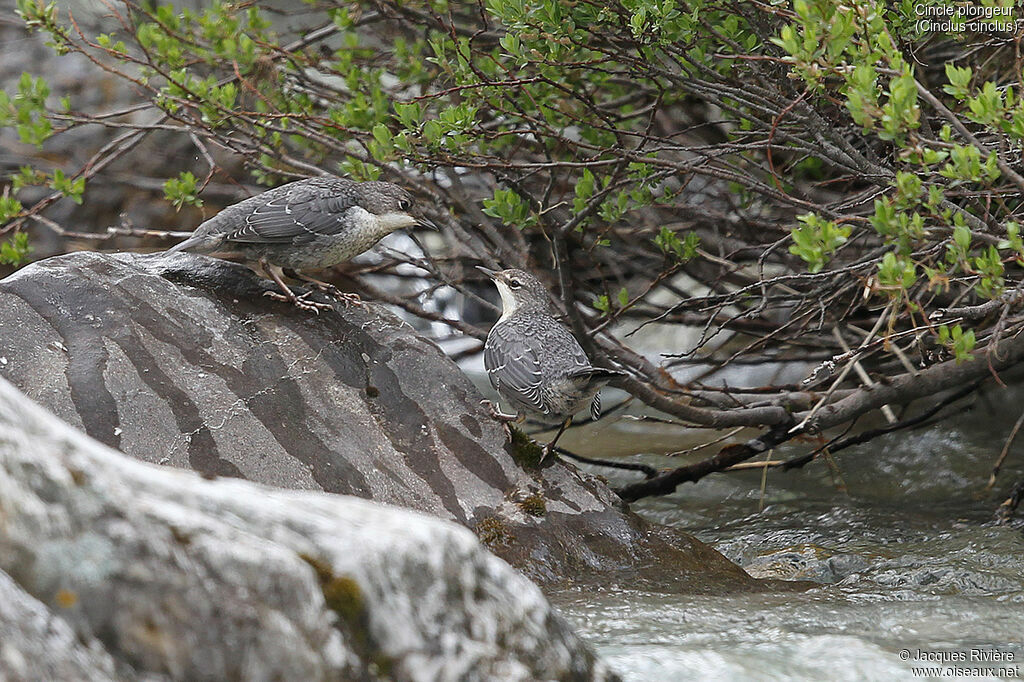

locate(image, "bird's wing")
(484, 324), (547, 415)
(544, 322), (593, 375)
(223, 182), (360, 245)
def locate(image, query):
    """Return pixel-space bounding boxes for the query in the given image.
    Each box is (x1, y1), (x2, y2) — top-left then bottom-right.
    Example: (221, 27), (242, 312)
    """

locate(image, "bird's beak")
(475, 265), (498, 279)
(417, 216), (440, 231)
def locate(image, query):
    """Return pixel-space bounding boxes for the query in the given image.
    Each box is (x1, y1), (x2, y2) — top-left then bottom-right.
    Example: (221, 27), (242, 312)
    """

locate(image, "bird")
(166, 176), (436, 312)
(477, 266), (626, 459)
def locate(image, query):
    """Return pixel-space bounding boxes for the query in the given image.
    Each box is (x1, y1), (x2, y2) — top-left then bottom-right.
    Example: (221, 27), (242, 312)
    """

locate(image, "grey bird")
(477, 266), (625, 458)
(167, 175), (435, 312)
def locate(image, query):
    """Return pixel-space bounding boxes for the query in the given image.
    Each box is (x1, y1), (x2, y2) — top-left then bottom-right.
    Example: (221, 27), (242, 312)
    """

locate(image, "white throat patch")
(351, 207), (417, 235)
(493, 279), (519, 323)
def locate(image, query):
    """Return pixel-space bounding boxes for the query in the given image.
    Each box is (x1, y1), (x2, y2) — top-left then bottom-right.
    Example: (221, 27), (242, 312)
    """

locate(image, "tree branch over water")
(2, 1), (1022, 514)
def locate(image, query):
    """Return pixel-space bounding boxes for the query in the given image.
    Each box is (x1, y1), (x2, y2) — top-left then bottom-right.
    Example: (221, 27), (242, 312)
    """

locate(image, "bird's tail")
(164, 234), (212, 255)
(569, 367), (626, 422)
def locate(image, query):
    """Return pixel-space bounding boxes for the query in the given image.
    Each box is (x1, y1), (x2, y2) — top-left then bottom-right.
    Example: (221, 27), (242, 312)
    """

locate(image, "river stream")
(549, 389), (1024, 681)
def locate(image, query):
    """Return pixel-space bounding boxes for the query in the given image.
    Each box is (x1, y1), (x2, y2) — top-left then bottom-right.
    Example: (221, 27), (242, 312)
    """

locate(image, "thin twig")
(553, 446), (658, 478)
(986, 407), (1024, 492)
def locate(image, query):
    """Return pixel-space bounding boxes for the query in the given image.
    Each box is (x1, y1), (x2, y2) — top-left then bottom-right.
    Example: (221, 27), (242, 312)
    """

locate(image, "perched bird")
(477, 266), (625, 458)
(167, 176), (435, 312)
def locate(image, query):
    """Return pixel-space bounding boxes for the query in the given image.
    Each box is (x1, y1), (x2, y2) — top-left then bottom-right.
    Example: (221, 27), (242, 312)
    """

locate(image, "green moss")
(474, 516), (512, 549)
(323, 575), (364, 624)
(368, 654), (394, 678)
(298, 552), (333, 583)
(516, 492), (547, 517)
(508, 426), (544, 469)
(298, 554), (365, 624)
(298, 553), (367, 632)
(297, 553), (396, 676)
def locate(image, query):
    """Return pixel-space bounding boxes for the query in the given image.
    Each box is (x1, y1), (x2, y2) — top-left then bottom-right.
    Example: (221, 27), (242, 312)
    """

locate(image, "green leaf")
(0, 231), (32, 266)
(877, 251), (916, 291)
(939, 324), (975, 363)
(953, 224), (971, 252)
(942, 63), (972, 99)
(788, 213), (850, 273)
(573, 169), (595, 214)
(482, 188), (534, 228)
(163, 171), (203, 209)
(393, 101), (422, 129)
(653, 226), (699, 263)
(49, 169), (85, 204)
(0, 195), (23, 222)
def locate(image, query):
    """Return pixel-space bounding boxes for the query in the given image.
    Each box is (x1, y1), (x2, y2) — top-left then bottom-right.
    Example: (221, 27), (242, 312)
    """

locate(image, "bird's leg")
(260, 260), (333, 314)
(480, 400), (521, 441)
(541, 417), (573, 461)
(285, 269), (366, 309)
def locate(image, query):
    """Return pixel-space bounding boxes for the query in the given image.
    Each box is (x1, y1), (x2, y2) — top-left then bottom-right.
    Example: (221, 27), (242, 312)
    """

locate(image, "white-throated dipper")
(167, 176), (436, 312)
(477, 266), (625, 458)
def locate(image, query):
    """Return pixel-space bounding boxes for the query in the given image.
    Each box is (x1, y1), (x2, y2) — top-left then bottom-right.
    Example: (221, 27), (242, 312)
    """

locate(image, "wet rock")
(0, 376), (616, 680)
(0, 251), (758, 592)
(737, 544), (871, 583)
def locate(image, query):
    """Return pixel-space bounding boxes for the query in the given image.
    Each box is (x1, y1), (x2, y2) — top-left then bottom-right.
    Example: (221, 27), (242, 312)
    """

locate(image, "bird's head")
(356, 182), (439, 233)
(476, 266), (552, 318)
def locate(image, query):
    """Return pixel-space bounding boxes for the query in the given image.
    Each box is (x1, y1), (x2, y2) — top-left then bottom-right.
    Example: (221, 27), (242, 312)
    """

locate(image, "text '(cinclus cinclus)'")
(167, 176), (437, 312)
(477, 266), (626, 459)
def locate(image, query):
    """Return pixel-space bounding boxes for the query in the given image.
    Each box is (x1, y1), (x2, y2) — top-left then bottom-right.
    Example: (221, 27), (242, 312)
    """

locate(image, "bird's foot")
(540, 441), (555, 463)
(330, 291), (367, 309)
(263, 290), (334, 314)
(301, 280), (367, 309)
(481, 400), (520, 423)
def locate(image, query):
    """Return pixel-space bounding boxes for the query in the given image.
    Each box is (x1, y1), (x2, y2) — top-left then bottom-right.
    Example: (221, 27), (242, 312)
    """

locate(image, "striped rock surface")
(0, 251), (755, 592)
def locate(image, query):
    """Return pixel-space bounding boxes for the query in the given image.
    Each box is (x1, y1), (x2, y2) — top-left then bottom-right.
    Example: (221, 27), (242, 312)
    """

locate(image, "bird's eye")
(398, 199), (411, 211)
(508, 279), (521, 289)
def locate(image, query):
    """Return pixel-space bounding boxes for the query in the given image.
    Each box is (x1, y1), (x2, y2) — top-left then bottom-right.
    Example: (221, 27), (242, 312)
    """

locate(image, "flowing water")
(547, 389), (1024, 681)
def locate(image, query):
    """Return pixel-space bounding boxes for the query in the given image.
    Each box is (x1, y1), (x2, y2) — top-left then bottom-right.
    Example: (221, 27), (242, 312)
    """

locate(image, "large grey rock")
(0, 251), (758, 592)
(0, 376), (614, 680)
(0, 571), (120, 681)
